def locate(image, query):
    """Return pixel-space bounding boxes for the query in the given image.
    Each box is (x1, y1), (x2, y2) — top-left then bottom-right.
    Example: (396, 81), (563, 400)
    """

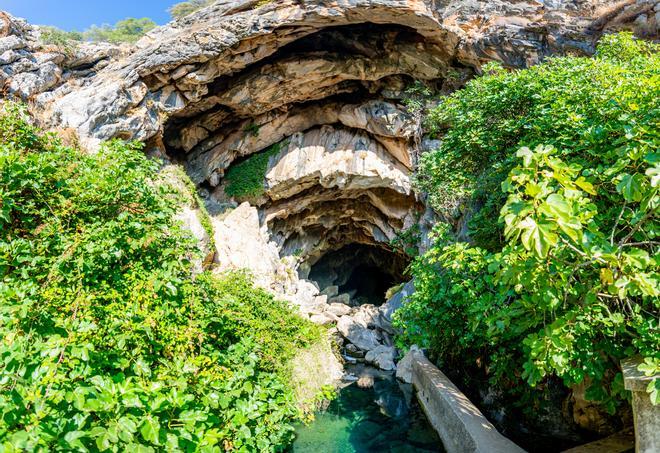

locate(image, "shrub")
(168, 0), (214, 19)
(38, 26), (83, 48)
(83, 18), (157, 44)
(224, 143), (282, 199)
(396, 33), (659, 413)
(0, 103), (319, 451)
(417, 32), (657, 250)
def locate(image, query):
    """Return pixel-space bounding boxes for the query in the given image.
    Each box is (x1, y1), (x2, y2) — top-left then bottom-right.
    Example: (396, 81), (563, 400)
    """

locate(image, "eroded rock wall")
(1, 0), (658, 400)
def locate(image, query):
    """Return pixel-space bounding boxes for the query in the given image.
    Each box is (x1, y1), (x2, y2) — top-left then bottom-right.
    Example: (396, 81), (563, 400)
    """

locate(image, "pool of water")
(291, 371), (443, 453)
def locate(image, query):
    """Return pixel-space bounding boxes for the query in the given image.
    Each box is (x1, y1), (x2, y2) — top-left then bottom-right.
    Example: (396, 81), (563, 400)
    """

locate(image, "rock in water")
(365, 345), (397, 371)
(337, 316), (381, 352)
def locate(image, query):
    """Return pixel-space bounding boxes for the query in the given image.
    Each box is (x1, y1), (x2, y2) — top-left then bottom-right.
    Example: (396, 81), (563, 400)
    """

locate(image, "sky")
(1, 0), (175, 30)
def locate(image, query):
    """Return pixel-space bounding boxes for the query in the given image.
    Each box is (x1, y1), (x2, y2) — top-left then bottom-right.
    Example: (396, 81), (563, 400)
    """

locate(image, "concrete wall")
(410, 351), (526, 453)
(622, 357), (660, 453)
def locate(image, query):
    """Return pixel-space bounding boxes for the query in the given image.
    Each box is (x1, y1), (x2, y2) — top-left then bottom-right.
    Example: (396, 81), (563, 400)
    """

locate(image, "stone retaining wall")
(410, 351), (526, 453)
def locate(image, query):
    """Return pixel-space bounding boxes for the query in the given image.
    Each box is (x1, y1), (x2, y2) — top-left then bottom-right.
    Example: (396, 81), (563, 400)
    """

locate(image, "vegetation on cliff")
(0, 104), (320, 451)
(39, 18), (157, 46)
(169, 0), (215, 19)
(396, 33), (659, 413)
(223, 142), (282, 200)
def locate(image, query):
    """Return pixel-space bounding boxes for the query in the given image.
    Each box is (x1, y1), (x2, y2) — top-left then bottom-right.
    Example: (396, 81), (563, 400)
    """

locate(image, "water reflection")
(292, 372), (443, 452)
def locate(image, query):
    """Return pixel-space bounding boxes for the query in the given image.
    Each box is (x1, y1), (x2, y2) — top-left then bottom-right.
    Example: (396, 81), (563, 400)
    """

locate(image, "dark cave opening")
(307, 243), (409, 306)
(339, 264), (397, 306)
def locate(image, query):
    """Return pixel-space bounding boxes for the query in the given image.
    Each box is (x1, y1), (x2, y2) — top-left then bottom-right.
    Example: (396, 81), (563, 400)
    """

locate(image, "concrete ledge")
(621, 357), (659, 453)
(411, 352), (526, 453)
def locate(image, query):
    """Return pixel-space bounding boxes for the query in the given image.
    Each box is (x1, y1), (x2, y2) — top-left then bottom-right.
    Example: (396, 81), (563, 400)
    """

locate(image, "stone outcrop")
(2, 1), (657, 152)
(2, 1), (656, 285)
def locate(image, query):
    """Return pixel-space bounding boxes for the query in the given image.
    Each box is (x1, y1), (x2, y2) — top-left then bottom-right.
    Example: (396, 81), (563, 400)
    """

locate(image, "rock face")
(1, 0), (657, 416)
(0, 1), (654, 148)
(1, 1), (656, 275)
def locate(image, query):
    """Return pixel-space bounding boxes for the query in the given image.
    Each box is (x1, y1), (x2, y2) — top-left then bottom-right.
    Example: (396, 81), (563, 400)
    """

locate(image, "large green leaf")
(519, 217), (558, 258)
(617, 173), (645, 202)
(140, 417), (161, 445)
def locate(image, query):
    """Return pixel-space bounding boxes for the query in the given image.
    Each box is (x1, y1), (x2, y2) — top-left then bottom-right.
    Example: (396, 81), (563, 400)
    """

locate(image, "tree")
(168, 0), (214, 19)
(84, 17), (157, 43)
(395, 33), (659, 413)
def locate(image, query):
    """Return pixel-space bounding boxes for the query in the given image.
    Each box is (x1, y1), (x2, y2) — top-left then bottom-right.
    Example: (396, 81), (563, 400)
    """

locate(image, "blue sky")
(2, 0), (175, 30)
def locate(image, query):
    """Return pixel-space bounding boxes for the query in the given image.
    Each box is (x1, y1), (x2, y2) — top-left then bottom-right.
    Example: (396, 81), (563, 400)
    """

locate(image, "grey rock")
(342, 355), (358, 365)
(328, 293), (351, 306)
(337, 316), (381, 352)
(365, 345), (397, 371)
(377, 280), (414, 334)
(320, 285), (339, 298)
(395, 345), (422, 384)
(310, 313), (336, 326)
(345, 343), (366, 359)
(326, 302), (351, 317)
(0, 35), (25, 54)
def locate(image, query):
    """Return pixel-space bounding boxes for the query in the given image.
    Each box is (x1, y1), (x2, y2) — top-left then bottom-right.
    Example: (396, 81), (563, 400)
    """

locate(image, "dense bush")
(39, 18), (155, 46)
(0, 104), (320, 451)
(396, 33), (659, 413)
(38, 26), (83, 47)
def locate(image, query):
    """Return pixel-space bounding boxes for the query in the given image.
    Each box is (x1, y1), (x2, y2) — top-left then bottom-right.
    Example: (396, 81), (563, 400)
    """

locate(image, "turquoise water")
(292, 374), (443, 453)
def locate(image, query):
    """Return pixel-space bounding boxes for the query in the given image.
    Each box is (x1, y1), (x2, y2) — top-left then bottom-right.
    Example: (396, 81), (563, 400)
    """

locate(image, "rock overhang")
(148, 13), (452, 259)
(3, 0), (655, 267)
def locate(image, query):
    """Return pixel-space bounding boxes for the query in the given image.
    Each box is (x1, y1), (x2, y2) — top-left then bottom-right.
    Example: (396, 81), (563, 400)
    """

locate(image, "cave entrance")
(308, 243), (409, 307)
(340, 265), (396, 306)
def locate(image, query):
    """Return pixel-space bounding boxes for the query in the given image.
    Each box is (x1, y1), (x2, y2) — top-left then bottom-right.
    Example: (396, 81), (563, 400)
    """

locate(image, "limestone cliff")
(0, 0), (657, 442)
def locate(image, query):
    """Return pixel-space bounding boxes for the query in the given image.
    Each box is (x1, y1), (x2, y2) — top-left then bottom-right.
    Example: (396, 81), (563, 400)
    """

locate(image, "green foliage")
(38, 26), (83, 50)
(168, 0), (214, 19)
(402, 81), (432, 115)
(418, 32), (658, 251)
(390, 224), (421, 257)
(0, 104), (320, 451)
(224, 143), (282, 200)
(397, 33), (659, 411)
(83, 18), (157, 44)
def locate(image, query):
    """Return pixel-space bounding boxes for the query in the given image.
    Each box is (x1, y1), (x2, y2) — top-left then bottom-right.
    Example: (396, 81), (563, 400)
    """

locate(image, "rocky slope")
(1, 0), (657, 383)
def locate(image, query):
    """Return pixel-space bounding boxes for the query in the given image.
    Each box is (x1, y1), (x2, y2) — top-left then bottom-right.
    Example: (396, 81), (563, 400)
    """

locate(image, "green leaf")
(117, 416), (138, 442)
(140, 417), (161, 445)
(540, 193), (571, 221)
(616, 173), (645, 202)
(624, 248), (651, 269)
(519, 217), (558, 258)
(575, 177), (596, 195)
(516, 147), (534, 167)
(646, 165), (660, 188)
(64, 431), (87, 448)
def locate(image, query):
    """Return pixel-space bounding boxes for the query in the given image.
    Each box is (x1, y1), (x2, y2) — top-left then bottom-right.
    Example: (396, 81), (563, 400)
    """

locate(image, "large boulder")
(212, 202), (281, 286)
(377, 280), (414, 334)
(365, 345), (397, 371)
(326, 303), (351, 317)
(337, 315), (381, 352)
